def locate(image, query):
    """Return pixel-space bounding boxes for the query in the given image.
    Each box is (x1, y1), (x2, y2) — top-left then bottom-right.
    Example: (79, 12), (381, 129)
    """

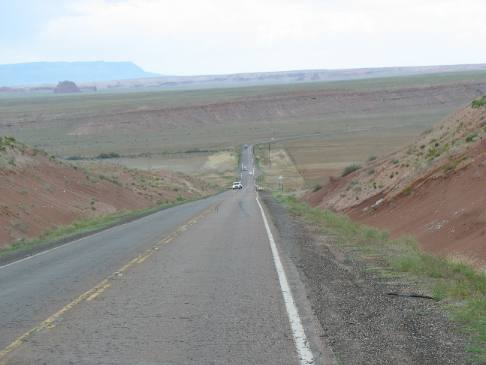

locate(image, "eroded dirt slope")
(0, 137), (217, 248)
(308, 99), (486, 265)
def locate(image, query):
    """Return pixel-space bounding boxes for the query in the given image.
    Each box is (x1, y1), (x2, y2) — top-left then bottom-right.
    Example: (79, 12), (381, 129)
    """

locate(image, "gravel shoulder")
(262, 193), (470, 365)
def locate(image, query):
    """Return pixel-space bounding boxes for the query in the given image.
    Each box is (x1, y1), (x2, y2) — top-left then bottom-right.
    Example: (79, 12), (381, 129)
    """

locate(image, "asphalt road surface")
(0, 146), (333, 365)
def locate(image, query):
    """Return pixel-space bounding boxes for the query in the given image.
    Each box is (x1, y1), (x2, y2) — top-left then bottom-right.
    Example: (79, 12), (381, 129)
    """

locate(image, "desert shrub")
(471, 96), (486, 108)
(184, 147), (210, 153)
(426, 147), (438, 159)
(66, 155), (84, 161)
(426, 143), (449, 160)
(368, 155), (377, 162)
(466, 133), (478, 143)
(342, 164), (361, 177)
(0, 136), (17, 151)
(312, 184), (322, 192)
(402, 186), (413, 196)
(443, 156), (469, 173)
(96, 152), (120, 159)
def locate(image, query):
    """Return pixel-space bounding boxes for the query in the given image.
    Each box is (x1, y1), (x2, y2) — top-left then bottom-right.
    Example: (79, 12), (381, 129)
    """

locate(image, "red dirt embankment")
(308, 101), (486, 266)
(351, 140), (486, 265)
(0, 139), (214, 248)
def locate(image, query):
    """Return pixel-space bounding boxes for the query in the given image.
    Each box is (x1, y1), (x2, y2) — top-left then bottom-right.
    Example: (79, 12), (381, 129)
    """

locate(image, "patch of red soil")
(0, 151), (148, 246)
(350, 140), (486, 266)
(0, 145), (215, 248)
(307, 103), (486, 267)
(307, 176), (346, 206)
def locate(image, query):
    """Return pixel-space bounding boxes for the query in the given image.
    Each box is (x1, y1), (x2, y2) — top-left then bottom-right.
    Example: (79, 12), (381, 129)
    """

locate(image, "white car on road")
(232, 181), (243, 190)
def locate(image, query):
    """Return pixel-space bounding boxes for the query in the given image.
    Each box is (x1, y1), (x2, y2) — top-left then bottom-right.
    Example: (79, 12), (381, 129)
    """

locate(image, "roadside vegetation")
(0, 141), (237, 258)
(341, 163), (361, 177)
(0, 136), (16, 151)
(275, 194), (486, 363)
(253, 143), (305, 191)
(471, 96), (486, 108)
(0, 199), (197, 259)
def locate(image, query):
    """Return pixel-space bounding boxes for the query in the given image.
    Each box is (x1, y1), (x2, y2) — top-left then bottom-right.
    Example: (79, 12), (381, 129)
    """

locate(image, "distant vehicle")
(232, 181), (243, 190)
(242, 165), (248, 171)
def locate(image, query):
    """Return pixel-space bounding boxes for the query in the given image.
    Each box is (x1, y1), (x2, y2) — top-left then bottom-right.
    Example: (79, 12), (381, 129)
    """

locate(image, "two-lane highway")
(0, 146), (332, 364)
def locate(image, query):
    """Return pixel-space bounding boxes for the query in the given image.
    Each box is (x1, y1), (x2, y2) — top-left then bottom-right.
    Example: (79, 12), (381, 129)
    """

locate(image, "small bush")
(66, 155), (84, 161)
(443, 156), (468, 174)
(465, 133), (478, 143)
(342, 164), (361, 177)
(402, 186), (413, 196)
(0, 136), (17, 152)
(312, 184), (322, 192)
(368, 156), (377, 162)
(96, 152), (120, 159)
(471, 96), (486, 108)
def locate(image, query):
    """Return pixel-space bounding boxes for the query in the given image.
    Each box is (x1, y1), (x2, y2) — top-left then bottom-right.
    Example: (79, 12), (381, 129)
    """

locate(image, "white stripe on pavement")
(256, 196), (315, 365)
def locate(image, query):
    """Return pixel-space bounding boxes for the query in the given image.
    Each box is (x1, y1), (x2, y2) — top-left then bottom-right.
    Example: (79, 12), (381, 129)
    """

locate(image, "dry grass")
(254, 144), (305, 191)
(284, 134), (414, 186)
(2, 73), (484, 159)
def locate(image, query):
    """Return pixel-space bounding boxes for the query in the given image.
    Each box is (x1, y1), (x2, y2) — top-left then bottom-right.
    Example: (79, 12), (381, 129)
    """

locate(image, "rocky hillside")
(0, 137), (217, 248)
(308, 97), (486, 265)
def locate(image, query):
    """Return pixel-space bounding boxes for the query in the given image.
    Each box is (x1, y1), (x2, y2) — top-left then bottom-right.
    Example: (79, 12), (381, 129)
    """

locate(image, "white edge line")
(256, 195), (315, 365)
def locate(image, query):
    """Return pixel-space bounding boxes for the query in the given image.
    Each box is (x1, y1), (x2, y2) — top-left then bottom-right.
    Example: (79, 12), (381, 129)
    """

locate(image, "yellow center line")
(86, 282), (112, 302)
(135, 252), (153, 264)
(0, 205), (215, 364)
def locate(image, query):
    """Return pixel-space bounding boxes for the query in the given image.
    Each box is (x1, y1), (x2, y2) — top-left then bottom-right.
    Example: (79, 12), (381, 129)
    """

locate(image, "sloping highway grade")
(0, 148), (333, 364)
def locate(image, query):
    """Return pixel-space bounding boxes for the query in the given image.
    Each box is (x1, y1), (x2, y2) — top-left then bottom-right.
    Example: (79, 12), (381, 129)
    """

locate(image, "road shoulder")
(261, 193), (470, 365)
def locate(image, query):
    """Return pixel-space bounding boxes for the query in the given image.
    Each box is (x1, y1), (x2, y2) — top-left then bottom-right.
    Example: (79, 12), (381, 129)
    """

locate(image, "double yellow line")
(0, 205), (215, 364)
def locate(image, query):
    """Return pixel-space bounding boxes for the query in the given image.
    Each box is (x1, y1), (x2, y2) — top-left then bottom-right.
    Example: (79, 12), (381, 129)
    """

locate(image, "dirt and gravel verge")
(262, 193), (470, 365)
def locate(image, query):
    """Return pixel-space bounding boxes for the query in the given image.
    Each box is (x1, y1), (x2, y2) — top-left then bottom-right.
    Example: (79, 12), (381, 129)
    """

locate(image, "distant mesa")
(54, 81), (81, 94)
(0, 61), (159, 87)
(0, 86), (22, 93)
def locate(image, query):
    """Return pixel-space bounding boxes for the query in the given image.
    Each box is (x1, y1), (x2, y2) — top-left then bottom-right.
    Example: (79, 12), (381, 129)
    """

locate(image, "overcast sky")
(1, 0), (486, 75)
